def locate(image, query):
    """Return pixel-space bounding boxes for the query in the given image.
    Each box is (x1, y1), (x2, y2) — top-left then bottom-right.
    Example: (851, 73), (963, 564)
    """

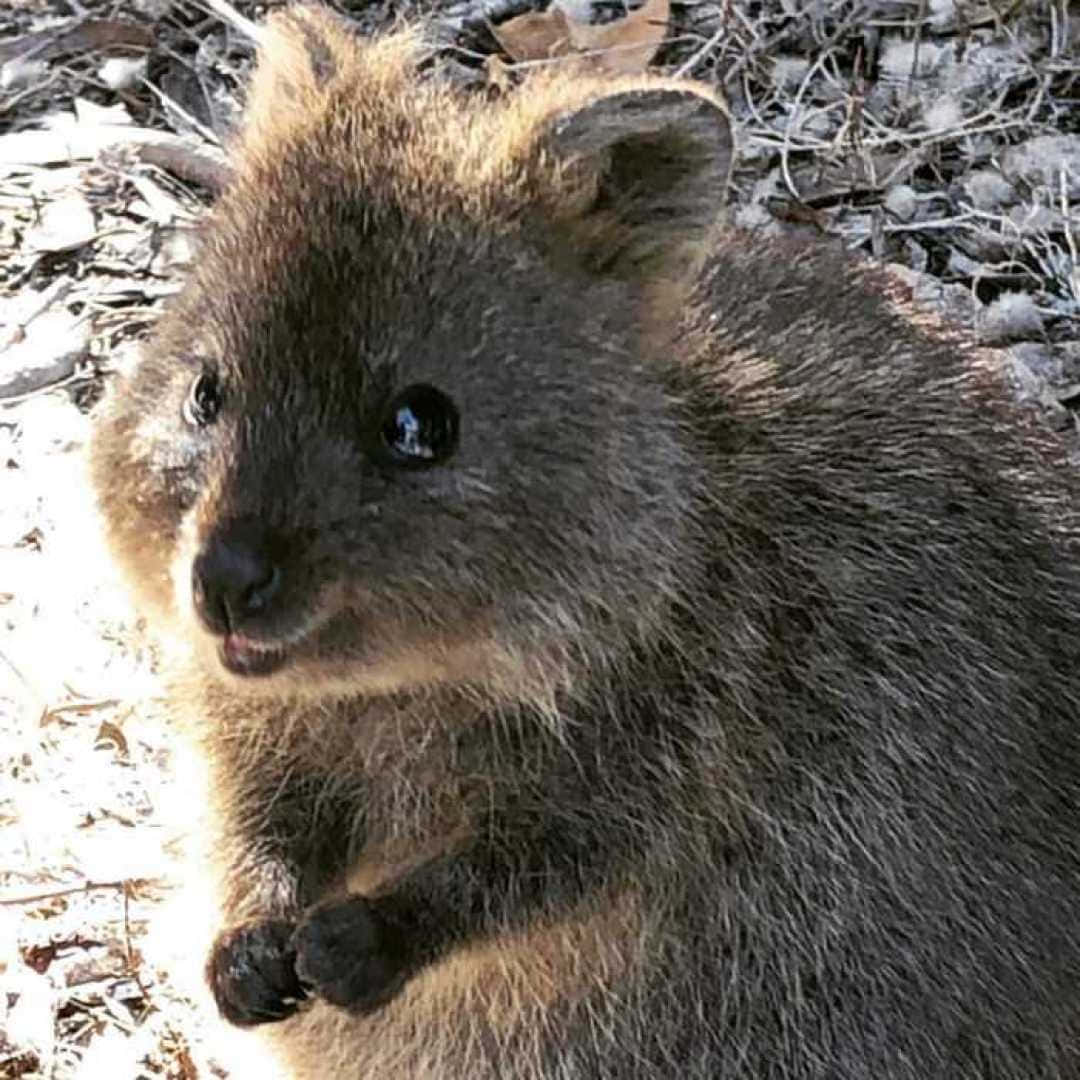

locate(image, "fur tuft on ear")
(539, 86), (735, 280)
(239, 5), (422, 156)
(245, 5), (352, 114)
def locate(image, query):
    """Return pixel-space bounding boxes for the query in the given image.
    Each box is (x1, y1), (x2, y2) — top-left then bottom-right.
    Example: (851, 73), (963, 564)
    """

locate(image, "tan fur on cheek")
(169, 509), (201, 625)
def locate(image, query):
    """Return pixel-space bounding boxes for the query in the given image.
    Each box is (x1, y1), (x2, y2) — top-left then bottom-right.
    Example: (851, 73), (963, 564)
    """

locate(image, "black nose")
(192, 520), (283, 634)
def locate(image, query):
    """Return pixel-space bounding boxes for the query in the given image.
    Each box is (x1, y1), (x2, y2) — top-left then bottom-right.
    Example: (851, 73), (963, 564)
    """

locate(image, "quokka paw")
(292, 896), (406, 1013)
(207, 919), (309, 1027)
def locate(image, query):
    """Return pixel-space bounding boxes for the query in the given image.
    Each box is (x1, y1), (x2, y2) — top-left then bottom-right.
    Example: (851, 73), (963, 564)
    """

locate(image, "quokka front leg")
(205, 762), (360, 1027)
(289, 793), (624, 1016)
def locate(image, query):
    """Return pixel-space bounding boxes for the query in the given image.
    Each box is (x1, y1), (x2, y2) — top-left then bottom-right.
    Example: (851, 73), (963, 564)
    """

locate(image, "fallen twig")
(0, 878), (162, 908)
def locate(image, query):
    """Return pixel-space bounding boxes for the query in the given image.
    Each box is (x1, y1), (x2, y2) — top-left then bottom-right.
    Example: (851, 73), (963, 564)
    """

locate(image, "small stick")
(0, 877), (160, 907)
(198, 0), (263, 44)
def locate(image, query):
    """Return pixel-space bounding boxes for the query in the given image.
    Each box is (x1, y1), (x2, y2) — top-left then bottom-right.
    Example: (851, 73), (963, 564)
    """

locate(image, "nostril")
(191, 523), (285, 632)
(243, 564), (281, 614)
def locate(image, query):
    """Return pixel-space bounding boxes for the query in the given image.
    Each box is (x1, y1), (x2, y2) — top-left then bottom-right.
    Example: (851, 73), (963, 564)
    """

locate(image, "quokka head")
(90, 3), (736, 704)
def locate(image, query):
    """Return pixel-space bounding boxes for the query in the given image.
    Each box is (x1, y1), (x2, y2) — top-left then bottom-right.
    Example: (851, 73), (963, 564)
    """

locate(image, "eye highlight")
(379, 384), (459, 467)
(183, 370), (222, 428)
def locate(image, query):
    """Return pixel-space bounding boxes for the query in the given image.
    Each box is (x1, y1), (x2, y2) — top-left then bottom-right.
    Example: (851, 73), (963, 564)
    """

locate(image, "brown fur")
(90, 5), (1080, 1077)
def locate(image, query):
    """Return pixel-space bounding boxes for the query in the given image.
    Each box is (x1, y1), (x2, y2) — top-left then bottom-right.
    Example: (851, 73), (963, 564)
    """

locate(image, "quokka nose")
(192, 520), (284, 633)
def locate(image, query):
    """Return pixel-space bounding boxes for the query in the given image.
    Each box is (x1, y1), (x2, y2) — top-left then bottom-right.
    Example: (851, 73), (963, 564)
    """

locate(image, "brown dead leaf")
(490, 0), (669, 75)
(489, 8), (571, 64)
(22, 935), (104, 976)
(567, 0), (670, 74)
(94, 720), (129, 759)
(766, 197), (830, 232)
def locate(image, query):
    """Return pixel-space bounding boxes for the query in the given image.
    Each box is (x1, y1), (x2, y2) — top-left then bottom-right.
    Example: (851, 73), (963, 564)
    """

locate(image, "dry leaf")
(24, 192), (97, 254)
(489, 8), (571, 64)
(95, 720), (129, 759)
(0, 308), (87, 401)
(566, 0), (670, 74)
(766, 197), (830, 232)
(491, 0), (669, 75)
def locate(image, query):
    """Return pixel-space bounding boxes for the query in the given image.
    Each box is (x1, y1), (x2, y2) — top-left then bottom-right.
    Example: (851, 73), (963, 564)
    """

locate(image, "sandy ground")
(0, 390), (253, 1076)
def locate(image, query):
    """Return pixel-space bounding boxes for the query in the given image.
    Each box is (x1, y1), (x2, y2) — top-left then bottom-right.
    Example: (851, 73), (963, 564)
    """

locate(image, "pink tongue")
(224, 634), (257, 662)
(221, 634), (284, 676)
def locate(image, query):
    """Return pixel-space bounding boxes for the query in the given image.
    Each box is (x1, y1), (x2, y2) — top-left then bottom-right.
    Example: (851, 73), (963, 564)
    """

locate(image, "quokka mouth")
(219, 633), (290, 677)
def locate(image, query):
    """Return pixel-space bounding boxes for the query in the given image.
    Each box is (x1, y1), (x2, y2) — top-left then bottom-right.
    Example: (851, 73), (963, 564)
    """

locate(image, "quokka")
(90, 5), (1080, 1077)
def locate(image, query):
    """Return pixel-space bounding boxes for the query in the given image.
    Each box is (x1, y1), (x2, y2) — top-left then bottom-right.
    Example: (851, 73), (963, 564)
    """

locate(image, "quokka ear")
(243, 4), (357, 126)
(541, 85), (735, 279)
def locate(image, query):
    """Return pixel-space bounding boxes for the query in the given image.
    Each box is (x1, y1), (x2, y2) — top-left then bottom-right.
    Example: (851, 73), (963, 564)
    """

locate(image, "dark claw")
(207, 919), (309, 1027)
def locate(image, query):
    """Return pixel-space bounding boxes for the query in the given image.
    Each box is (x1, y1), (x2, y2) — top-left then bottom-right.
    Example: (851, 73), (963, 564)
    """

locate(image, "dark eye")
(183, 370), (222, 428)
(379, 384), (459, 467)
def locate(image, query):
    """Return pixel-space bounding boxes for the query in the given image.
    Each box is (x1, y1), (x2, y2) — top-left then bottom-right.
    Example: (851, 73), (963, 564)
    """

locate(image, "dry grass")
(1, 0), (1078, 1076)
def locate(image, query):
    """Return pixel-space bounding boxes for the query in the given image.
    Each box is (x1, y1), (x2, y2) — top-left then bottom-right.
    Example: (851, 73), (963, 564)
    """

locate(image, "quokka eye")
(183, 370), (223, 428)
(379, 384), (460, 467)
